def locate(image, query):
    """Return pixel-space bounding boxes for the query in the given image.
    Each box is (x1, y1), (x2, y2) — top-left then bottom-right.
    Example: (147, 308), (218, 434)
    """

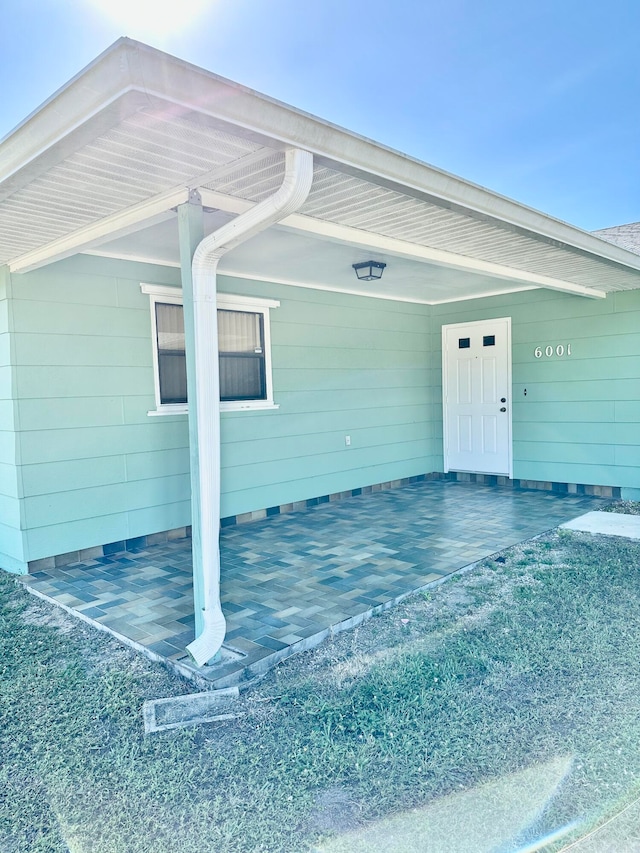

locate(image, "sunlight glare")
(86, 0), (212, 40)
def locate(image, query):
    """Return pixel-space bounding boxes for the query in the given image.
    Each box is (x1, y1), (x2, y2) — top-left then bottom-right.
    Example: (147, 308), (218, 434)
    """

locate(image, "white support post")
(177, 192), (205, 634)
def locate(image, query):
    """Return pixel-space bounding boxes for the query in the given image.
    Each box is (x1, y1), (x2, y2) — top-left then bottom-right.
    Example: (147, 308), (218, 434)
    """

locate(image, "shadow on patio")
(20, 480), (605, 688)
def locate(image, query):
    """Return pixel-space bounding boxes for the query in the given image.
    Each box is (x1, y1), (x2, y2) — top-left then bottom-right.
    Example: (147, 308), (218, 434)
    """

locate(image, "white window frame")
(141, 283), (280, 415)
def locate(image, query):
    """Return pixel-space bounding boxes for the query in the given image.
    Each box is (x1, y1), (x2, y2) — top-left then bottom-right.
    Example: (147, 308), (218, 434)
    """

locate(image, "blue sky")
(1, 0), (638, 231)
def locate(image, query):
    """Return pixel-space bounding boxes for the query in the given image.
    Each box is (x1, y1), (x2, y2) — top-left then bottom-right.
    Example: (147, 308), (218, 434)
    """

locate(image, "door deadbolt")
(500, 397), (506, 403)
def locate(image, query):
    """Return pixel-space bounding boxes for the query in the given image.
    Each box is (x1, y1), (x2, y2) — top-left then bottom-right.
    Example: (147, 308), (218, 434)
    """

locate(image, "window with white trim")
(141, 284), (279, 414)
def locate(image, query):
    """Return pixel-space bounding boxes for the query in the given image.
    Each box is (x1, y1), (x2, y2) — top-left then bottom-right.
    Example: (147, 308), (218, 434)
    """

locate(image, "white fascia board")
(198, 189), (606, 299)
(0, 41), (151, 199)
(9, 188), (188, 273)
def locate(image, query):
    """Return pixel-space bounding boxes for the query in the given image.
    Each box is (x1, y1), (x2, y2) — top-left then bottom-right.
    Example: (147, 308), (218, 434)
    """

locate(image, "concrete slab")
(560, 511), (640, 539)
(142, 686), (240, 733)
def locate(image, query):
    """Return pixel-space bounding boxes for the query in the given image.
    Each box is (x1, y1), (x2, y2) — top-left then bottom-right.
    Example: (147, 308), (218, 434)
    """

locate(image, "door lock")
(500, 397), (506, 403)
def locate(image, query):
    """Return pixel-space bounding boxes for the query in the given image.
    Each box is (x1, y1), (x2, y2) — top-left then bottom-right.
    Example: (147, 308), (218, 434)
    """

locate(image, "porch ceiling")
(2, 39), (640, 304)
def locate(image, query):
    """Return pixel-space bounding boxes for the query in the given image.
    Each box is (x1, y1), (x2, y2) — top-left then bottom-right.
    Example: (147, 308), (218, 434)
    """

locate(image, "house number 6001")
(534, 344), (572, 358)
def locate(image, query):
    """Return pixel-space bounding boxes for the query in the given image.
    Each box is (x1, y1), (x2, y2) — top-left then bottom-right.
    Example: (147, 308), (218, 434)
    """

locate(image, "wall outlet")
(345, 435), (351, 447)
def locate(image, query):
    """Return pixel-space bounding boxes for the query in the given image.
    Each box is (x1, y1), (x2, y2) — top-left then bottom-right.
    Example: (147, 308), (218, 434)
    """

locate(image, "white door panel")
(443, 318), (512, 476)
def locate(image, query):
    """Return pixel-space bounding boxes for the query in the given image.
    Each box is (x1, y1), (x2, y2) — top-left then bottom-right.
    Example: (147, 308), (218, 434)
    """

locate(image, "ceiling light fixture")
(352, 260), (386, 281)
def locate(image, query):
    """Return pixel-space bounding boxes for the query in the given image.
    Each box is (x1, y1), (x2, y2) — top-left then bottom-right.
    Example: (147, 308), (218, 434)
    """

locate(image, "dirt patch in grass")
(4, 528), (640, 852)
(22, 600), (79, 633)
(307, 785), (361, 834)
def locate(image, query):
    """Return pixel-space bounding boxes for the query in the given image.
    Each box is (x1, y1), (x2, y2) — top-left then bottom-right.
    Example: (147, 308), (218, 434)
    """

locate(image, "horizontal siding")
(10, 300), (148, 337)
(513, 333), (640, 361)
(0, 491), (20, 526)
(433, 286), (640, 489)
(125, 447), (191, 481)
(18, 396), (133, 431)
(510, 400), (615, 424)
(0, 334), (10, 367)
(272, 386), (430, 414)
(512, 420), (623, 445)
(25, 513), (129, 560)
(24, 500), (192, 560)
(12, 255), (181, 304)
(16, 366), (153, 399)
(220, 422), (428, 470)
(615, 401), (640, 423)
(275, 367), (429, 393)
(19, 421), (189, 464)
(0, 366), (12, 400)
(271, 345), (428, 370)
(514, 440), (615, 466)
(0, 535), (27, 573)
(516, 460), (640, 490)
(514, 379), (639, 403)
(0, 461), (18, 497)
(12, 259), (435, 561)
(514, 355), (640, 384)
(0, 431), (17, 467)
(23, 474), (191, 528)
(220, 403), (430, 442)
(12, 255), (638, 564)
(222, 440), (429, 494)
(12, 256), (188, 561)
(221, 456), (432, 518)
(20, 456), (128, 496)
(0, 268), (24, 571)
(0, 399), (16, 431)
(14, 333), (152, 367)
(219, 280), (434, 516)
(273, 322), (427, 352)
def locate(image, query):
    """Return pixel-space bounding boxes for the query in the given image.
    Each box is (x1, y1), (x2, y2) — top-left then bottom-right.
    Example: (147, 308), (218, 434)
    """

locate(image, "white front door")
(442, 317), (512, 476)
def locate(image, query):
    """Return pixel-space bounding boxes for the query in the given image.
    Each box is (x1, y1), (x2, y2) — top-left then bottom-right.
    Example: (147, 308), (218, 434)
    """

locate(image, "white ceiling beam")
(8, 187), (190, 273)
(192, 148), (277, 190)
(7, 150), (287, 273)
(10, 171), (609, 299)
(198, 188), (607, 299)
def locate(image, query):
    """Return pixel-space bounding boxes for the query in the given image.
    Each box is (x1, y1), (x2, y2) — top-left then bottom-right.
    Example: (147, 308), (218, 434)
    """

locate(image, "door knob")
(500, 407), (507, 412)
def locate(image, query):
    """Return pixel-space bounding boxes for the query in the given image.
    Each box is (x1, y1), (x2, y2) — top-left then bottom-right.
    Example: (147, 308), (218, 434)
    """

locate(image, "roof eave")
(2, 38), (640, 278)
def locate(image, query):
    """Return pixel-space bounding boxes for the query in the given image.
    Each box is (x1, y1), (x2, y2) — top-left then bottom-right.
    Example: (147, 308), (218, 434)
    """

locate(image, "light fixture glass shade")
(352, 260), (386, 281)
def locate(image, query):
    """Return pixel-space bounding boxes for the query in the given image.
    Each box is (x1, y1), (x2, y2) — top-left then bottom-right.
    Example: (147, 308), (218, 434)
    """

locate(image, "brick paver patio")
(20, 480), (605, 688)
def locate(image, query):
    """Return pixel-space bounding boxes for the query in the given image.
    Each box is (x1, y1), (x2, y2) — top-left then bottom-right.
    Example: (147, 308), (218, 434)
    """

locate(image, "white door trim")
(442, 317), (513, 477)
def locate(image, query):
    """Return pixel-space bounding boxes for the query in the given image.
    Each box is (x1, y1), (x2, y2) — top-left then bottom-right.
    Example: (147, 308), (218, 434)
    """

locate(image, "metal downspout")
(186, 148), (314, 667)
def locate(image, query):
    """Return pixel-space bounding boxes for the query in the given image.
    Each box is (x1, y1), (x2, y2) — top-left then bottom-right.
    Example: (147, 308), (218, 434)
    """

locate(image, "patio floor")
(20, 480), (606, 688)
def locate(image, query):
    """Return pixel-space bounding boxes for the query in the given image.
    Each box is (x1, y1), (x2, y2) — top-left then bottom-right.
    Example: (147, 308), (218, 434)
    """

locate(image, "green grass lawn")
(2, 526), (640, 852)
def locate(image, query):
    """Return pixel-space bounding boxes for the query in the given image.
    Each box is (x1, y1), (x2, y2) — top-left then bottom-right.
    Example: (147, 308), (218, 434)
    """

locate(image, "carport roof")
(2, 38), (640, 304)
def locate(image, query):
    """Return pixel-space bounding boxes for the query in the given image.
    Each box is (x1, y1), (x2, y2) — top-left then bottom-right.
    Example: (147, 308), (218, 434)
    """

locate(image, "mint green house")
(2, 40), (639, 662)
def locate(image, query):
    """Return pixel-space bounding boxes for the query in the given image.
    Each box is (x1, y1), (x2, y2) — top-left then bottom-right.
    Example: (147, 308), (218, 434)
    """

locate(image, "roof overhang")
(3, 38), (640, 303)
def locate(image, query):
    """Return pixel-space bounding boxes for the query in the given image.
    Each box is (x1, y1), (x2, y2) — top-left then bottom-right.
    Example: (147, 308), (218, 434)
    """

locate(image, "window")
(155, 302), (188, 404)
(141, 284), (279, 414)
(218, 309), (266, 402)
